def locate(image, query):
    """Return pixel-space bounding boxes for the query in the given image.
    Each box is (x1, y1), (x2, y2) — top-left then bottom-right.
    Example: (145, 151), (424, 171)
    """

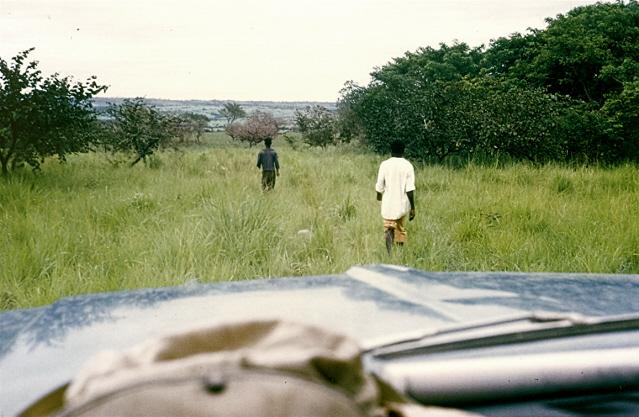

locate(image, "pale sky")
(1, 0), (605, 102)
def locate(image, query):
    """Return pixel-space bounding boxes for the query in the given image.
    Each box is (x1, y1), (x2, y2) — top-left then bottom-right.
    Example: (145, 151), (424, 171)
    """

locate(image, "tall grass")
(1, 133), (638, 310)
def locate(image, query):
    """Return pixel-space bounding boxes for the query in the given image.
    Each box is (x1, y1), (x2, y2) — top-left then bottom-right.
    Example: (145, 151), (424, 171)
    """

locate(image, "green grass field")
(2, 133), (638, 310)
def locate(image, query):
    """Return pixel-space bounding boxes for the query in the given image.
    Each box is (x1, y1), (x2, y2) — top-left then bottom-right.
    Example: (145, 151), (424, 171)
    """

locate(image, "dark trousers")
(261, 170), (276, 191)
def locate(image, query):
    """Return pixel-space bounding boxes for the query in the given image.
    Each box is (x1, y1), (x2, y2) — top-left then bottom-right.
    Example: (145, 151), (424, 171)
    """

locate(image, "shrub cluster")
(225, 111), (280, 147)
(99, 99), (211, 166)
(340, 1), (639, 163)
(0, 48), (107, 175)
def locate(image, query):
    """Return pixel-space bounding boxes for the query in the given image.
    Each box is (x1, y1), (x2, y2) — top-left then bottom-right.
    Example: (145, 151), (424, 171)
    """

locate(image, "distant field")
(2, 133), (638, 310)
(92, 97), (336, 130)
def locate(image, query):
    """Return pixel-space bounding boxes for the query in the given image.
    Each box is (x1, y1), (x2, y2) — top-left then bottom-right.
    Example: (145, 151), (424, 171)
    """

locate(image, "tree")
(225, 111), (279, 146)
(480, 1), (639, 162)
(536, 1), (639, 105)
(341, 70), (578, 163)
(345, 41), (489, 160)
(372, 42), (484, 85)
(295, 105), (337, 148)
(184, 113), (210, 143)
(339, 2), (639, 164)
(482, 1), (639, 106)
(469, 80), (571, 162)
(334, 98), (361, 143)
(104, 98), (174, 166)
(601, 80), (639, 161)
(0, 48), (107, 175)
(169, 112), (209, 144)
(219, 101), (246, 126)
(480, 32), (542, 79)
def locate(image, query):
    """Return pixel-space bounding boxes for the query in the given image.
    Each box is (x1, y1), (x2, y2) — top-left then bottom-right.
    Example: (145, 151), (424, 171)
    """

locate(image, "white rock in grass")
(297, 229), (313, 239)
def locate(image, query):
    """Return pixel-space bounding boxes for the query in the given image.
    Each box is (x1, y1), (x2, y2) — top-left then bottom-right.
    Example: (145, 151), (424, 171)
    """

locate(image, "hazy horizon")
(2, 0), (605, 102)
(91, 96), (337, 104)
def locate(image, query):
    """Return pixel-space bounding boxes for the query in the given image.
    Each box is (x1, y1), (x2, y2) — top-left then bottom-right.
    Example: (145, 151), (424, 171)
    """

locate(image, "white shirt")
(375, 157), (415, 220)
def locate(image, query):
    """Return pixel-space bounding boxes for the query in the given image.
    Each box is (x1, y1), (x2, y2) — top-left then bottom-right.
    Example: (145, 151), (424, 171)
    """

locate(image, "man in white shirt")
(375, 140), (416, 254)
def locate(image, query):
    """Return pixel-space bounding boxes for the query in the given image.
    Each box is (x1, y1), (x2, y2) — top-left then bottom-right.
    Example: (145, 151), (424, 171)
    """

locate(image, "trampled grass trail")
(1, 133), (638, 310)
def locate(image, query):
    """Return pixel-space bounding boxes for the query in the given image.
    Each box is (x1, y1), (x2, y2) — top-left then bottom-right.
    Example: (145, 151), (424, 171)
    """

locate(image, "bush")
(103, 98), (175, 166)
(295, 105), (337, 148)
(225, 111), (279, 146)
(0, 48), (107, 175)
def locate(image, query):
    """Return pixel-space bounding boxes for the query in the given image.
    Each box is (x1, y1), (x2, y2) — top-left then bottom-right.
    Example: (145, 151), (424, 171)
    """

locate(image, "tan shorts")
(383, 216), (407, 243)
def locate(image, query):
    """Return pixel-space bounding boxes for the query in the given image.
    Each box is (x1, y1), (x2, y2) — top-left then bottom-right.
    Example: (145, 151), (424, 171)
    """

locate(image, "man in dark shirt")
(256, 138), (280, 191)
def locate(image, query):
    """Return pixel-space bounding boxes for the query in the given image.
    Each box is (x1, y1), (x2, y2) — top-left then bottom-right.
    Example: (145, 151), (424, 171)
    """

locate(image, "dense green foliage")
(103, 98), (176, 166)
(174, 112), (210, 144)
(2, 135), (639, 310)
(295, 105), (338, 148)
(341, 1), (639, 163)
(295, 104), (359, 148)
(101, 99), (210, 166)
(0, 49), (106, 175)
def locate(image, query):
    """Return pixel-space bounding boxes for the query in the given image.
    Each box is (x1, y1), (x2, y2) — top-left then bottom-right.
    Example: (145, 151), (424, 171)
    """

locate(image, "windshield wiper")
(368, 312), (639, 359)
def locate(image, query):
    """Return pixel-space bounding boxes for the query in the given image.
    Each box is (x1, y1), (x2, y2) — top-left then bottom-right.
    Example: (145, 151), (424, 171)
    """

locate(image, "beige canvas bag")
(20, 320), (480, 417)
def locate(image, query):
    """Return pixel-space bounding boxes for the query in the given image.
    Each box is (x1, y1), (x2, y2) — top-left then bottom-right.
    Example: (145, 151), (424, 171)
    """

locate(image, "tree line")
(333, 0), (639, 163)
(0, 48), (289, 175)
(0, 49), (213, 175)
(2, 1), (638, 175)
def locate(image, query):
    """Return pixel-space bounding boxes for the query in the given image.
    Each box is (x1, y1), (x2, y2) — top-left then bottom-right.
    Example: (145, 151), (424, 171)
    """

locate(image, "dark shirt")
(257, 147), (279, 171)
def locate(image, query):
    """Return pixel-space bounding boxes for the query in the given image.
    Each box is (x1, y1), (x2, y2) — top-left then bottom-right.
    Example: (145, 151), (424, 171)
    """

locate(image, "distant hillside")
(93, 97), (336, 130)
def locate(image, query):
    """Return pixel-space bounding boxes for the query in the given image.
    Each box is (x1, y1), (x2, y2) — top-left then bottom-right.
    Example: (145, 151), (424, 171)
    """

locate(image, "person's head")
(390, 139), (405, 157)
(264, 138), (272, 148)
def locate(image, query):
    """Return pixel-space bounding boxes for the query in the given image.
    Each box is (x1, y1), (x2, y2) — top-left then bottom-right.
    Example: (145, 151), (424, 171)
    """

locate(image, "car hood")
(2, 264), (639, 416)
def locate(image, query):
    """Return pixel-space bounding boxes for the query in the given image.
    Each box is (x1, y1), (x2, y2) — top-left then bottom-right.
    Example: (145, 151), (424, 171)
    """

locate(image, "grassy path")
(2, 134), (638, 310)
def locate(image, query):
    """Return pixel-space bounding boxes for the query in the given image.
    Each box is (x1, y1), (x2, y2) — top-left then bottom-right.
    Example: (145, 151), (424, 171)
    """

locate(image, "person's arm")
(407, 163), (416, 220)
(256, 152), (262, 169)
(407, 190), (415, 220)
(274, 152), (280, 176)
(375, 163), (385, 201)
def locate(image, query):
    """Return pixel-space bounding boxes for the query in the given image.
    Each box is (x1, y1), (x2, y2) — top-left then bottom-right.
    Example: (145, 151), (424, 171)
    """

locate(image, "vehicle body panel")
(2, 264), (639, 416)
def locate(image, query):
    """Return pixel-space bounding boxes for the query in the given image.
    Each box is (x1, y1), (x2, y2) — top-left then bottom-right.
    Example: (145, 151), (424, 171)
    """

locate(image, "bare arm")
(407, 190), (415, 220)
(375, 163), (385, 199)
